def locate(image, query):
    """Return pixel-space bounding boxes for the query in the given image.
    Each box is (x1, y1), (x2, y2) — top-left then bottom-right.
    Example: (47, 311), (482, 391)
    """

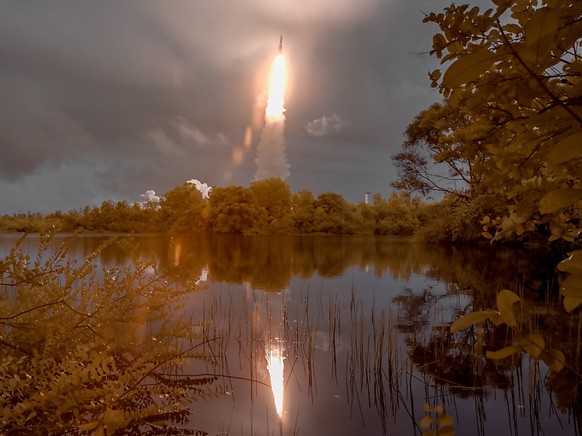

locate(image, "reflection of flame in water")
(173, 242), (182, 267)
(267, 342), (285, 418)
(195, 266), (209, 285)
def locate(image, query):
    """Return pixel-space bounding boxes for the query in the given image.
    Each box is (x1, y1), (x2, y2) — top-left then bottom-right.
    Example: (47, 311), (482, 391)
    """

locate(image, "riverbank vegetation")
(0, 235), (220, 434)
(0, 180), (432, 238)
(411, 0), (582, 309)
(0, 175), (563, 246)
(399, 0), (582, 397)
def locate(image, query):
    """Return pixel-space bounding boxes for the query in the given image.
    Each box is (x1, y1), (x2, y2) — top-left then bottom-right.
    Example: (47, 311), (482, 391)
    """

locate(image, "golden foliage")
(0, 235), (219, 434)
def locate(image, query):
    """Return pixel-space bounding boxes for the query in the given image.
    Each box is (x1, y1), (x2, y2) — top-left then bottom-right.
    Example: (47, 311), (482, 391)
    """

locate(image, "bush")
(415, 193), (507, 243)
(0, 235), (220, 434)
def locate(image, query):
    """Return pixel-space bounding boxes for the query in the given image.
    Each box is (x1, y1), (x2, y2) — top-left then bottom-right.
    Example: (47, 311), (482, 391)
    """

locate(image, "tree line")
(0, 179), (428, 237)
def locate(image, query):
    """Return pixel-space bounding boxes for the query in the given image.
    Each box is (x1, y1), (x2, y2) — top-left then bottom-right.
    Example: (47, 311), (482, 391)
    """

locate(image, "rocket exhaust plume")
(255, 36), (290, 181)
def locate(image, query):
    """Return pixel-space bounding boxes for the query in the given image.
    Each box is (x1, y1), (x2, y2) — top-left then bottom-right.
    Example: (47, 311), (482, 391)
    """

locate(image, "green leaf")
(439, 425), (456, 436)
(442, 47), (503, 88)
(104, 407), (128, 433)
(430, 69), (442, 81)
(433, 33), (447, 51)
(496, 290), (520, 328)
(539, 189), (582, 214)
(486, 345), (521, 360)
(520, 7), (561, 66)
(420, 415), (433, 428)
(541, 349), (565, 372)
(563, 296), (582, 313)
(520, 333), (545, 358)
(558, 250), (582, 275)
(437, 413), (454, 427)
(489, 312), (505, 326)
(78, 421), (101, 432)
(560, 275), (582, 297)
(546, 132), (582, 166)
(450, 309), (499, 332)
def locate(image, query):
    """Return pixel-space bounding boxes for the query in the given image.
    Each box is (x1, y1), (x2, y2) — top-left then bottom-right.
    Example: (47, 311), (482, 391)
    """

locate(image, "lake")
(1, 234), (579, 435)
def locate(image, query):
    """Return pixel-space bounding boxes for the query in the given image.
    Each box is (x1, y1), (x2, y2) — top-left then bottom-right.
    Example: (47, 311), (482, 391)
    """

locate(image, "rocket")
(278, 35), (283, 53)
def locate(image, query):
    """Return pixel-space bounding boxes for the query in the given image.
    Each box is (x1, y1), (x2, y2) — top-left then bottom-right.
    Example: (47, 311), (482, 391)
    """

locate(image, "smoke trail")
(255, 115), (289, 180)
(255, 52), (290, 180)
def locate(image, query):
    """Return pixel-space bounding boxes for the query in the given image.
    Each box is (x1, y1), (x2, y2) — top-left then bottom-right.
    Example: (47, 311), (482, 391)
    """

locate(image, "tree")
(250, 178), (293, 233)
(290, 190), (316, 233)
(207, 186), (267, 234)
(413, 192), (507, 242)
(423, 1), (582, 305)
(353, 202), (376, 235)
(311, 192), (357, 234)
(159, 183), (207, 233)
(392, 101), (489, 199)
(371, 192), (421, 236)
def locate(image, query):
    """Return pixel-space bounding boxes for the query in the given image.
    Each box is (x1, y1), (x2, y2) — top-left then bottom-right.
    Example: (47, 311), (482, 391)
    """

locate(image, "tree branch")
(496, 19), (582, 126)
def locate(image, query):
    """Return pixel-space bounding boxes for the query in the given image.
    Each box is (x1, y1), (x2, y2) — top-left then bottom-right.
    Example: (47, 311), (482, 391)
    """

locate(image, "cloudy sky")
(1, 0), (449, 214)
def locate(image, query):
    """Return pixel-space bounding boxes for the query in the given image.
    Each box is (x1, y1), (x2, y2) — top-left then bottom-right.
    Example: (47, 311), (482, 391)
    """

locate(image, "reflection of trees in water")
(208, 236), (292, 291)
(423, 244), (562, 309)
(393, 288), (433, 330)
(399, 289), (582, 432)
(48, 236), (561, 305)
(9, 236), (575, 421)
(547, 368), (582, 431)
(408, 324), (516, 397)
(201, 279), (580, 435)
(536, 311), (582, 429)
(405, 320), (579, 433)
(388, 246), (582, 433)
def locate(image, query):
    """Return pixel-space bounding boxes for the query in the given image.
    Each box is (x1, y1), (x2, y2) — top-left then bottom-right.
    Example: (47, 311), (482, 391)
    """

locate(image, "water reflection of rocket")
(246, 282), (287, 421)
(278, 35), (283, 53)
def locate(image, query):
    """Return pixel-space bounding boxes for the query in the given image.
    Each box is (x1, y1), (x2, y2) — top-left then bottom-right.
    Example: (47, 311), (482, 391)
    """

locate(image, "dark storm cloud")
(0, 0), (453, 212)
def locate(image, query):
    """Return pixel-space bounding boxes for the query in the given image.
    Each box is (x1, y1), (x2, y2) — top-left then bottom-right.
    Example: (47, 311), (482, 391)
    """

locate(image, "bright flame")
(265, 54), (287, 118)
(267, 344), (285, 417)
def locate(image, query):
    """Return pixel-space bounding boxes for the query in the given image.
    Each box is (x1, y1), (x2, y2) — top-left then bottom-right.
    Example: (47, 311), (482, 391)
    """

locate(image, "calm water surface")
(1, 234), (578, 436)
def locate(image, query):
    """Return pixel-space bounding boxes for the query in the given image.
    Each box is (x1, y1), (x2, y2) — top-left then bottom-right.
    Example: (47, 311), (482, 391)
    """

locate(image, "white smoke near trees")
(186, 179), (212, 199)
(254, 115), (290, 180)
(137, 179), (211, 207)
(140, 190), (160, 203)
(306, 114), (351, 137)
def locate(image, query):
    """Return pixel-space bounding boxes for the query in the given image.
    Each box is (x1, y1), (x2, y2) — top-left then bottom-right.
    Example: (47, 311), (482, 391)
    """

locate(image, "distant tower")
(364, 192), (371, 204)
